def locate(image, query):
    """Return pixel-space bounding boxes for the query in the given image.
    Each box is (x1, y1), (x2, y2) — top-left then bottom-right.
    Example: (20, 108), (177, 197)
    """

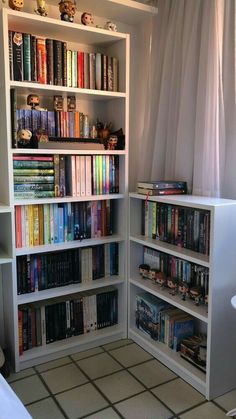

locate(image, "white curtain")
(130, 0), (236, 198)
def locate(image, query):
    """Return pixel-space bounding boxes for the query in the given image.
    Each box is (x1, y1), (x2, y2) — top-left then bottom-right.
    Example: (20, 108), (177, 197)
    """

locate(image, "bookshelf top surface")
(5, 9), (128, 46)
(130, 193), (236, 209)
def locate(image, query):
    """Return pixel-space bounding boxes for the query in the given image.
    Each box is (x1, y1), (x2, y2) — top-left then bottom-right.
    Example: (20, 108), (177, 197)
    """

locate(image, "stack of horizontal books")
(137, 180), (187, 196)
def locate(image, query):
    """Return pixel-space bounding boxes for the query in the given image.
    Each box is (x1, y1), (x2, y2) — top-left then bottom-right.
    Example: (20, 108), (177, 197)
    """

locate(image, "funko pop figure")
(155, 271), (167, 287)
(178, 281), (189, 301)
(35, 0), (48, 16)
(27, 94), (40, 110)
(189, 286), (204, 306)
(167, 277), (179, 296)
(149, 268), (159, 283)
(17, 129), (32, 148)
(81, 12), (94, 26)
(59, 0), (76, 23)
(104, 21), (117, 32)
(108, 135), (118, 150)
(9, 0), (24, 11)
(138, 264), (150, 280)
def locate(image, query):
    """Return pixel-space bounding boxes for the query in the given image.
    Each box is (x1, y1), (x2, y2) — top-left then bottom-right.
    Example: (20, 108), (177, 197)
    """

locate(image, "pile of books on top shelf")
(137, 181), (187, 196)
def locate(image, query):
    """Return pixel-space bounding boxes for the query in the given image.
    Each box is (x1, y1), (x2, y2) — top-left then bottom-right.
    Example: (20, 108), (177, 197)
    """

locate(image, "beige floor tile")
(36, 356), (71, 373)
(110, 343), (152, 367)
(56, 382), (108, 419)
(41, 363), (87, 394)
(95, 370), (145, 403)
(151, 378), (205, 414)
(10, 375), (49, 405)
(215, 388), (236, 412)
(7, 367), (36, 383)
(86, 407), (121, 419)
(77, 352), (122, 379)
(179, 402), (227, 419)
(26, 397), (65, 419)
(115, 391), (173, 419)
(129, 359), (177, 388)
(70, 346), (104, 361)
(102, 339), (133, 351)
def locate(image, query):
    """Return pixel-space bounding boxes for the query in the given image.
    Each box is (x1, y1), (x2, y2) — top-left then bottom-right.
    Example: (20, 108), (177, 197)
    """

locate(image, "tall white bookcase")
(0, 0), (158, 371)
(129, 193), (236, 400)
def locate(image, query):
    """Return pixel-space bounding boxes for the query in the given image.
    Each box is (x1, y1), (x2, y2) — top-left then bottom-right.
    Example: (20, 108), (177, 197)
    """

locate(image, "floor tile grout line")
(212, 399), (234, 415)
(70, 355), (126, 419)
(72, 345), (178, 417)
(31, 365), (69, 419)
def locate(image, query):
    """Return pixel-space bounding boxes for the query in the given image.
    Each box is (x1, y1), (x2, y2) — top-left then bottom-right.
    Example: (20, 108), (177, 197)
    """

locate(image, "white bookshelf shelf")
(18, 276), (124, 305)
(6, 9), (128, 44)
(129, 327), (206, 395)
(0, 204), (12, 213)
(20, 324), (124, 369)
(11, 149), (126, 156)
(14, 193), (125, 206)
(0, 251), (13, 265)
(10, 81), (126, 100)
(130, 277), (208, 323)
(130, 235), (210, 267)
(15, 234), (125, 256)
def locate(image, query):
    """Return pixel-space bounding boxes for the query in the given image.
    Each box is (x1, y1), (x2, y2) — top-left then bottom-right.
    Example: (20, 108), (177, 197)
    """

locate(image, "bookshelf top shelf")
(68, 0), (158, 25)
(130, 192), (236, 210)
(5, 9), (128, 45)
(11, 149), (126, 156)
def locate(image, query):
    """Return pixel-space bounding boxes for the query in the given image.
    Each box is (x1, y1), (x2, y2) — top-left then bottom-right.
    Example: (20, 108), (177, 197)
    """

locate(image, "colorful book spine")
(23, 33), (31, 81)
(37, 38), (47, 84)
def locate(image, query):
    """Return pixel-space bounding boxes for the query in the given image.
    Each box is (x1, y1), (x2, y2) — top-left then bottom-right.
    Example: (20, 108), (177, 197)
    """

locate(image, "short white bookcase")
(129, 192), (236, 400)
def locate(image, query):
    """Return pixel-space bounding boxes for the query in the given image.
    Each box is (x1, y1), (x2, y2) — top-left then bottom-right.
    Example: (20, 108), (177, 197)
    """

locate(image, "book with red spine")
(37, 38), (47, 84)
(78, 51), (84, 88)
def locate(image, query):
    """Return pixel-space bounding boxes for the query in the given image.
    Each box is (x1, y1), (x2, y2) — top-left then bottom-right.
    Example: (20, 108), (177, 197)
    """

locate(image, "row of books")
(9, 31), (119, 91)
(137, 180), (187, 196)
(16, 108), (91, 139)
(18, 288), (118, 354)
(13, 155), (119, 199)
(136, 293), (195, 352)
(142, 201), (210, 255)
(17, 243), (119, 294)
(15, 200), (114, 248)
(143, 246), (209, 293)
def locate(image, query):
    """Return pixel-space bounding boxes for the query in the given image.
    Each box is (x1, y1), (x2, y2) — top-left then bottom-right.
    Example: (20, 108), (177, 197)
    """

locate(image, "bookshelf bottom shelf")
(128, 327), (206, 396)
(19, 324), (124, 371)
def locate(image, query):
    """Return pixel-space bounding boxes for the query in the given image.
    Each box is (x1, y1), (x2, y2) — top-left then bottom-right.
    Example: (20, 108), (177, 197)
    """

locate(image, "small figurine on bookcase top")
(17, 129), (32, 148)
(178, 281), (190, 301)
(9, 0), (24, 11)
(27, 94), (40, 110)
(59, 0), (76, 23)
(104, 21), (117, 32)
(35, 0), (48, 16)
(81, 12), (94, 26)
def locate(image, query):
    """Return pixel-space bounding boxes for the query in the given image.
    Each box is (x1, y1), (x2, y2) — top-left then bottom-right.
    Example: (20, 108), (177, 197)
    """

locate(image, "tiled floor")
(7, 339), (236, 419)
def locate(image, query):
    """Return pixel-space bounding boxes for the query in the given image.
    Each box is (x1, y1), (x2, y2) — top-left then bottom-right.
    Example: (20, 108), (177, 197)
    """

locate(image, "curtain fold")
(131, 0), (235, 198)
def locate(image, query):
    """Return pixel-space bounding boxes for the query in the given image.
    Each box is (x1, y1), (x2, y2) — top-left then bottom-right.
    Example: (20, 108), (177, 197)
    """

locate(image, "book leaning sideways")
(137, 180), (187, 196)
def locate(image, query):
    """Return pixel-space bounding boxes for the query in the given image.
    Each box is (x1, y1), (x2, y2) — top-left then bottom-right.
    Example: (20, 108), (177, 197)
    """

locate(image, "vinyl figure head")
(9, 0), (24, 11)
(59, 0), (76, 22)
(81, 12), (94, 26)
(17, 129), (32, 148)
